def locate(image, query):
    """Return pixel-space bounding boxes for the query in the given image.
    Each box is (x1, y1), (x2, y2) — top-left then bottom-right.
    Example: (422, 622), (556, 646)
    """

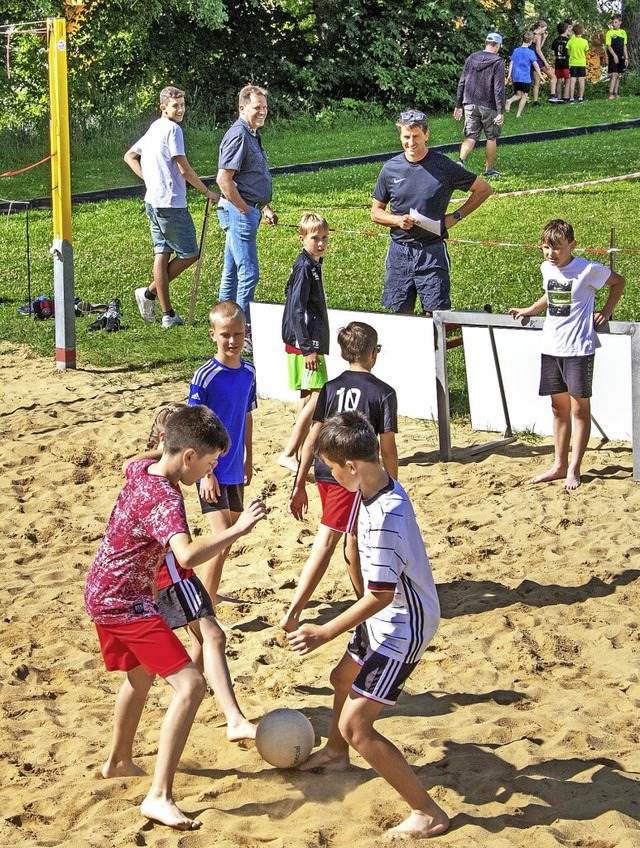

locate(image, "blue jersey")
(187, 358), (257, 484)
(510, 46), (538, 83)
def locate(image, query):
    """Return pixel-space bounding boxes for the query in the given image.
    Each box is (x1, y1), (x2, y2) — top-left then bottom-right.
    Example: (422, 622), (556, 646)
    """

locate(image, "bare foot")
(298, 745), (350, 772)
(140, 795), (202, 831)
(226, 715), (257, 742)
(531, 464), (568, 484)
(278, 453), (299, 474)
(280, 610), (299, 633)
(564, 470), (582, 491)
(101, 759), (146, 778)
(385, 808), (450, 840)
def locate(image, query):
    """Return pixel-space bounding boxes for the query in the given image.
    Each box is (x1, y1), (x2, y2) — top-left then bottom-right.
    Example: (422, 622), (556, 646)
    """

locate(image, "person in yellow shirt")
(566, 23), (589, 102)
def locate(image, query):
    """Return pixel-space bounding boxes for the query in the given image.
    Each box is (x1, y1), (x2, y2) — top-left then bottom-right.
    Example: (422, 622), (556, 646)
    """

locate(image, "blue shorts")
(145, 204), (199, 258)
(383, 239), (451, 313)
(199, 482), (244, 514)
(347, 624), (419, 706)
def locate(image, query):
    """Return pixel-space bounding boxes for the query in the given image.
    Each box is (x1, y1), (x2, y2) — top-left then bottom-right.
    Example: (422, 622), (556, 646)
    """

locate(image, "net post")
(48, 17), (75, 369)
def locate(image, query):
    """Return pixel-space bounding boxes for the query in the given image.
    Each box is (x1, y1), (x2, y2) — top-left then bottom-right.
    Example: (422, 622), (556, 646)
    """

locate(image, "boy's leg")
(102, 665), (154, 778)
(578, 77), (586, 99)
(533, 391), (571, 483)
(193, 617), (256, 740)
(566, 395), (591, 490)
(569, 76), (576, 99)
(280, 525), (343, 632)
(140, 662), (206, 830)
(201, 508), (238, 603)
(299, 652), (359, 770)
(338, 693), (449, 838)
(279, 389), (320, 470)
(516, 93), (528, 117)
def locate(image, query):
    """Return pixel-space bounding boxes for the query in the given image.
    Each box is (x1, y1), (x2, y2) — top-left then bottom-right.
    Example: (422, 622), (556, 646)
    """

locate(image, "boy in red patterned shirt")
(85, 405), (266, 831)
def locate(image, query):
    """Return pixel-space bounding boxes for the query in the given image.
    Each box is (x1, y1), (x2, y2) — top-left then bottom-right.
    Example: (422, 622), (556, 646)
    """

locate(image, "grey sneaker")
(135, 287), (156, 323)
(483, 168), (502, 177)
(161, 311), (185, 329)
(458, 158), (466, 168)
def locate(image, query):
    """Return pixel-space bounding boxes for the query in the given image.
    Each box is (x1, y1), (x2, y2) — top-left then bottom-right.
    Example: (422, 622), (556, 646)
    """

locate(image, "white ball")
(256, 708), (315, 768)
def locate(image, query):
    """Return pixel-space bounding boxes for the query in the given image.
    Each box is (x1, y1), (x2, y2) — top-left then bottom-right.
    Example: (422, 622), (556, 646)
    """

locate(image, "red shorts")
(94, 615), (191, 678)
(317, 481), (361, 533)
(555, 68), (570, 79)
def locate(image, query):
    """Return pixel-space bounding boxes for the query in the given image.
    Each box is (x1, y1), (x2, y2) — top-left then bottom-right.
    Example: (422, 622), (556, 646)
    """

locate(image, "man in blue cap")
(454, 32), (505, 178)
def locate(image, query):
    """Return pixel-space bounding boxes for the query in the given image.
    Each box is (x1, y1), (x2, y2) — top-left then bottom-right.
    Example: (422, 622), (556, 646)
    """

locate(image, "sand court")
(1, 340), (639, 847)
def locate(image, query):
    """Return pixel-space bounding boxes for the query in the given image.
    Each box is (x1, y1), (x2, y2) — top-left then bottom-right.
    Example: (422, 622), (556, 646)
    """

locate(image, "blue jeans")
(217, 201), (262, 328)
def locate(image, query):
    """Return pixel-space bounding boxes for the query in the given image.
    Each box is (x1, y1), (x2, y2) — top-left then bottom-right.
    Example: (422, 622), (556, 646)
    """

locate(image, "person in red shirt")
(85, 405), (266, 830)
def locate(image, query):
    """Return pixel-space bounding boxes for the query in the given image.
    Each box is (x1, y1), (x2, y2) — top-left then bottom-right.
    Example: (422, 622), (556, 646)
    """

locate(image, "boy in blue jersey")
(188, 300), (257, 601)
(287, 411), (448, 840)
(506, 32), (542, 117)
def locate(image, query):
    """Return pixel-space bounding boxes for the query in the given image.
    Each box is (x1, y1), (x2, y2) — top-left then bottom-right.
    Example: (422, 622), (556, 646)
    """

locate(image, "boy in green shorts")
(279, 213), (331, 473)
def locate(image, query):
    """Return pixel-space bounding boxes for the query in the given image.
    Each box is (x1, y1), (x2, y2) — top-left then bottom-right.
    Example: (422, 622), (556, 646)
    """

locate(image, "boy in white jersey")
(287, 411), (448, 840)
(510, 219), (624, 490)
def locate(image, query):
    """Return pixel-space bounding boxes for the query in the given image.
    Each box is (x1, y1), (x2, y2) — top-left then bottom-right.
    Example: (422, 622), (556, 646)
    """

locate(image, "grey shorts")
(539, 353), (595, 398)
(199, 482), (244, 514)
(463, 104), (502, 141)
(156, 575), (214, 629)
(145, 204), (199, 258)
(382, 239), (451, 313)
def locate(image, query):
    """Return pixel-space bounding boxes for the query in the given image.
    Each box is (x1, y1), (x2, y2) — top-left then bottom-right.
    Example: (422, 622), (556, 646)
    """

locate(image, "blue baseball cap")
(486, 32), (503, 44)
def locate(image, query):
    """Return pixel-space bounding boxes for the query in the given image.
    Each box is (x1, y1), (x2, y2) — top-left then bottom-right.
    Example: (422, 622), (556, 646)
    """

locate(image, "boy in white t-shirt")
(287, 411), (448, 840)
(125, 86), (219, 328)
(509, 219), (625, 490)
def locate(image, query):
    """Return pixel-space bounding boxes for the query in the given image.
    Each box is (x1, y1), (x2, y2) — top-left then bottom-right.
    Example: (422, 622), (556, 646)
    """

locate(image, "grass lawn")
(1, 100), (639, 414)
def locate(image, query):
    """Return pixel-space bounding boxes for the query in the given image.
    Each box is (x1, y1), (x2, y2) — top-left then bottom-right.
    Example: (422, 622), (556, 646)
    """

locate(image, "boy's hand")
(288, 485), (308, 520)
(286, 623), (328, 655)
(594, 310), (611, 327)
(509, 307), (529, 320)
(304, 352), (320, 371)
(199, 472), (220, 503)
(235, 498), (267, 534)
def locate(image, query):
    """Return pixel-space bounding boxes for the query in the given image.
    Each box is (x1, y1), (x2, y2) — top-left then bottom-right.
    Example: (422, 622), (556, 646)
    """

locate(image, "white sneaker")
(135, 287), (156, 323)
(242, 337), (253, 355)
(162, 311), (185, 329)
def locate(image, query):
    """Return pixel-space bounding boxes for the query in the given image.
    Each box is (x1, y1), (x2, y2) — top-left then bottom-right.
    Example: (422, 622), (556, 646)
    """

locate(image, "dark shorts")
(608, 56), (626, 74)
(94, 616), (191, 677)
(513, 81), (531, 94)
(145, 204), (199, 258)
(156, 575), (215, 629)
(570, 66), (586, 78)
(555, 67), (570, 79)
(347, 624), (419, 706)
(199, 482), (244, 514)
(383, 239), (451, 313)
(539, 353), (595, 398)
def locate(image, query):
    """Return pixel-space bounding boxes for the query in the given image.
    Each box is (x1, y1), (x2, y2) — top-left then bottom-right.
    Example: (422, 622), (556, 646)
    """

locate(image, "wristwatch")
(452, 210), (462, 221)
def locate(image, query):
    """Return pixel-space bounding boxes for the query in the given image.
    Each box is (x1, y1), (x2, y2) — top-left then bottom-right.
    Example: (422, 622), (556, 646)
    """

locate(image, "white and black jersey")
(359, 477), (440, 664)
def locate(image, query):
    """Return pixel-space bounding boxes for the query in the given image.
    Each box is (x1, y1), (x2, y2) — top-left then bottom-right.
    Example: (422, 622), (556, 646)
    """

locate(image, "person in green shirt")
(605, 15), (629, 99)
(566, 23), (589, 102)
